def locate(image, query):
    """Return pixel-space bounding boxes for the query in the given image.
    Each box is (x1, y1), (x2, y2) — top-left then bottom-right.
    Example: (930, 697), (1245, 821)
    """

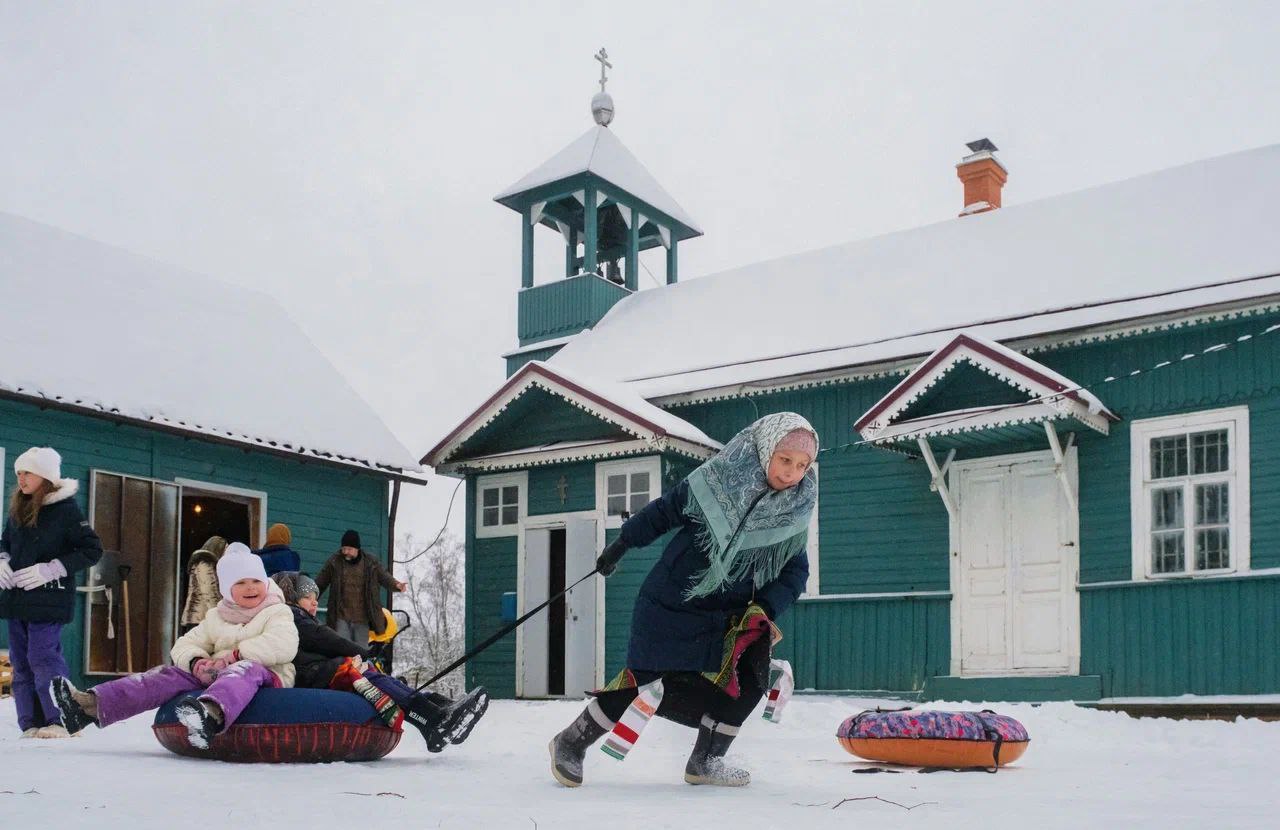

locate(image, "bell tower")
(495, 49), (702, 375)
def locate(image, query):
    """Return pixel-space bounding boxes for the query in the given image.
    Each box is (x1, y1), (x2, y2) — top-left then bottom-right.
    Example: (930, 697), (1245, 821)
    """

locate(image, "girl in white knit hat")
(0, 446), (103, 738)
(50, 542), (300, 749)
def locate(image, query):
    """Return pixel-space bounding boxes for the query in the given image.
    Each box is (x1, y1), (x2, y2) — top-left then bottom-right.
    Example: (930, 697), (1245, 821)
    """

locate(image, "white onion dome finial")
(592, 91), (615, 126)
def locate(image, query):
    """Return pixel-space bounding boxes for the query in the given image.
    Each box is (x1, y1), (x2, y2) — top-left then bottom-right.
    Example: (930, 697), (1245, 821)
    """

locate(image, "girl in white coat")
(50, 543), (299, 748)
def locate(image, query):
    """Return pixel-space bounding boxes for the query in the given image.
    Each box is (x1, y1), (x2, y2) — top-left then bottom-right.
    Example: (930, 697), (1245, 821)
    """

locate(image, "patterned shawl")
(682, 412), (819, 599)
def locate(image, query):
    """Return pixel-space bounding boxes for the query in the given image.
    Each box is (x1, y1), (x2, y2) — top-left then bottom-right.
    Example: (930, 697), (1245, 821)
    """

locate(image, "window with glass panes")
(480, 484), (520, 528)
(606, 470), (652, 517)
(1136, 413), (1244, 576)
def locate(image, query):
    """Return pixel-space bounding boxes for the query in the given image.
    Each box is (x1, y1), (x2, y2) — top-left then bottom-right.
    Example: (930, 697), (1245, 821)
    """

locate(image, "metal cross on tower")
(594, 48), (612, 92)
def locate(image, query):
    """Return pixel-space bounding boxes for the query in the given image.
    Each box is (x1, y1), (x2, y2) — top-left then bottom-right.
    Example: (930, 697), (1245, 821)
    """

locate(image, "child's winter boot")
(684, 716), (750, 786)
(174, 698), (224, 749)
(548, 700), (613, 787)
(50, 676), (98, 735)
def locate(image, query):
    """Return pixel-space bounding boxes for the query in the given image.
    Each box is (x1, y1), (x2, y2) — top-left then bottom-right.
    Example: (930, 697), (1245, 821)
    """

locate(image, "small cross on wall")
(556, 475), (569, 505)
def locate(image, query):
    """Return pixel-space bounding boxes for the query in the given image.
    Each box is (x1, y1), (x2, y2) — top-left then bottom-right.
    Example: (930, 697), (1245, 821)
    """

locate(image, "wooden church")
(427, 66), (1280, 703)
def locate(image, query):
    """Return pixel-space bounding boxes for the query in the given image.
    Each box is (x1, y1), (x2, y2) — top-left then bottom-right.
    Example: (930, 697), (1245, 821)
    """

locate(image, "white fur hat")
(14, 446), (64, 483)
(216, 542), (269, 599)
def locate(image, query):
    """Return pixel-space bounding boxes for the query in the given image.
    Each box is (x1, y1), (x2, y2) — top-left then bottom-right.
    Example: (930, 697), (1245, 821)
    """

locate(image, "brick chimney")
(956, 138), (1007, 216)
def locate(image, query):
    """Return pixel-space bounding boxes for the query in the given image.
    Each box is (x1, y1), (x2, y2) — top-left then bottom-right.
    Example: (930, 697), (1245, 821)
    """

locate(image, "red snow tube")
(152, 688), (402, 763)
(837, 709), (1029, 769)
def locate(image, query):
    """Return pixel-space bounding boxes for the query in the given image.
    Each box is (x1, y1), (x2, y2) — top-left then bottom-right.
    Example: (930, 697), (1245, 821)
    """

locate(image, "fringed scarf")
(682, 412), (818, 600)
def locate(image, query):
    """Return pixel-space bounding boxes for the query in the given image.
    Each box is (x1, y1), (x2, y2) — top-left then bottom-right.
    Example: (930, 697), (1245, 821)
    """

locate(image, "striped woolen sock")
(762, 659), (794, 723)
(352, 677), (404, 730)
(601, 679), (664, 761)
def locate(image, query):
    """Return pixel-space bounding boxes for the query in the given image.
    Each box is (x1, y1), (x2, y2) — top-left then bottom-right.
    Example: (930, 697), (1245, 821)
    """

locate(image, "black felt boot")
(548, 702), (612, 787)
(50, 676), (98, 735)
(684, 718), (750, 786)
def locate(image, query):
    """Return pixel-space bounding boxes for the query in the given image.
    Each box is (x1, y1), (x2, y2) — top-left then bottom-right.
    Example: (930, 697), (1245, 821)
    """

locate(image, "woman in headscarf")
(549, 412), (818, 788)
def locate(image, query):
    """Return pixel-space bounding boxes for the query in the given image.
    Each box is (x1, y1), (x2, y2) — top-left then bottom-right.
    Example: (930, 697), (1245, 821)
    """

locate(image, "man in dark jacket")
(314, 530), (405, 644)
(272, 571), (488, 752)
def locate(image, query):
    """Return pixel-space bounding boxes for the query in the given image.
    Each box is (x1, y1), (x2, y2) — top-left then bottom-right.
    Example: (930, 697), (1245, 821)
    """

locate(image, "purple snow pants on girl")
(92, 661), (280, 731)
(8, 619), (71, 731)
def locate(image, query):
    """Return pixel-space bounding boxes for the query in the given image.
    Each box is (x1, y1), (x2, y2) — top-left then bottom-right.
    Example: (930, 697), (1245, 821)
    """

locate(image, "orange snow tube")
(837, 709), (1029, 770)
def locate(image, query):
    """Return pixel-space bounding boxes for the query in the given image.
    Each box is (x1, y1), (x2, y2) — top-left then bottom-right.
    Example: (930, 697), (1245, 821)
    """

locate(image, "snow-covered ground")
(2, 695), (1278, 829)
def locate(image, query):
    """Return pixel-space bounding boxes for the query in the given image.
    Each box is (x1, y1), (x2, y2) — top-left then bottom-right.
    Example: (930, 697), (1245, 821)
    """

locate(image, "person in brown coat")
(314, 530), (405, 645)
(180, 535), (228, 629)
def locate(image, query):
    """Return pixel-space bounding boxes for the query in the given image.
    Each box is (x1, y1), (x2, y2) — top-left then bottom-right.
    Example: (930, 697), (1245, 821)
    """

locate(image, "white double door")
(952, 450), (1079, 676)
(520, 516), (600, 698)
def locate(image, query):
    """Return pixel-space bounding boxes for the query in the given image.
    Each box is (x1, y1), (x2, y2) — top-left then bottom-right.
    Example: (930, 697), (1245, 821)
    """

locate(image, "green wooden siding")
(0, 397), (391, 681)
(1081, 574), (1280, 696)
(506, 344), (564, 377)
(464, 475), (518, 698)
(458, 389), (628, 457)
(772, 595), (951, 693)
(528, 461), (597, 516)
(517, 274), (631, 346)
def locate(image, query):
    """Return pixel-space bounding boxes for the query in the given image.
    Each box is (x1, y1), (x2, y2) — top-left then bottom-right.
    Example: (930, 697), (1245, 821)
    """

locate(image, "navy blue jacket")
(619, 479), (808, 673)
(289, 604), (368, 689)
(256, 544), (301, 577)
(0, 486), (103, 624)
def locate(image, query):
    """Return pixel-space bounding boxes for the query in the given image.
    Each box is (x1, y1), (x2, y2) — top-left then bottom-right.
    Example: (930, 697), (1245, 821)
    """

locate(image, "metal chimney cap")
(966, 138), (999, 153)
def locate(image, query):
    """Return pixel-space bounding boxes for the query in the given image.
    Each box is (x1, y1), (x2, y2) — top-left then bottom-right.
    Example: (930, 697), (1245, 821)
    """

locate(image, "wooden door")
(86, 472), (180, 674)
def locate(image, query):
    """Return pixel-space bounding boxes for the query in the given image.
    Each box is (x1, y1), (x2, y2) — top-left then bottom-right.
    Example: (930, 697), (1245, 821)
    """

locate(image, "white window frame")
(803, 463), (820, 596)
(1130, 406), (1250, 580)
(475, 471), (527, 539)
(594, 457), (661, 530)
(174, 478), (269, 548)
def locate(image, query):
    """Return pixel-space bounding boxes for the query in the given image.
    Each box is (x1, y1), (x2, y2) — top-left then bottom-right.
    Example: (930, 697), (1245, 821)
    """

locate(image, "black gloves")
(596, 538), (629, 577)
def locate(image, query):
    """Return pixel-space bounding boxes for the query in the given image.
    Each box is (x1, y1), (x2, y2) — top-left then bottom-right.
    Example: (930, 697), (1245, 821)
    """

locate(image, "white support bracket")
(917, 437), (956, 519)
(1044, 422), (1077, 512)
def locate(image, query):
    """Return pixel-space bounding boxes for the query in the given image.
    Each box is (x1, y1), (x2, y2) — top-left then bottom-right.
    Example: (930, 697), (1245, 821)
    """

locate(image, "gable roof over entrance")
(424, 361), (720, 474)
(0, 212), (420, 475)
(855, 332), (1118, 453)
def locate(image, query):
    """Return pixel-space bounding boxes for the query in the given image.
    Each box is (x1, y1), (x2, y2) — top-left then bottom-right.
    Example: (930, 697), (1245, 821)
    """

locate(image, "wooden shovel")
(118, 564), (134, 673)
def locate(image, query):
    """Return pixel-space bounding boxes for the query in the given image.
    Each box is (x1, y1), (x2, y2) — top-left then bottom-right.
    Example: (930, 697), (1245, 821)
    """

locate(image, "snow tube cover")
(837, 709), (1029, 769)
(152, 688), (402, 763)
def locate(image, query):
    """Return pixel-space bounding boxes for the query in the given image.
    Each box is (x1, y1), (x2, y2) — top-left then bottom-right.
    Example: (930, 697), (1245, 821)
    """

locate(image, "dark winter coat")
(619, 479), (809, 673)
(255, 543), (301, 576)
(314, 549), (398, 635)
(0, 481), (103, 624)
(288, 604), (369, 689)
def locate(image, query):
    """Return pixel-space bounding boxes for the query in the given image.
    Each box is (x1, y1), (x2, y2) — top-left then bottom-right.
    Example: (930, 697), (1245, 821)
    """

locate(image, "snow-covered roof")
(424, 360), (720, 471)
(550, 143), (1280, 400)
(494, 125), (702, 234)
(0, 212), (420, 475)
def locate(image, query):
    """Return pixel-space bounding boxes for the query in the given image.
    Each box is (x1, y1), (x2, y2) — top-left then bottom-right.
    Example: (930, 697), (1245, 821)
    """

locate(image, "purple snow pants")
(92, 661), (280, 731)
(8, 619), (71, 731)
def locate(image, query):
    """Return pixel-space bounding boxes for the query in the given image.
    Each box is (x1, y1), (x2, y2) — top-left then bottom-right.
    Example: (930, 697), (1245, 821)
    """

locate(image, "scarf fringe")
(682, 494), (808, 600)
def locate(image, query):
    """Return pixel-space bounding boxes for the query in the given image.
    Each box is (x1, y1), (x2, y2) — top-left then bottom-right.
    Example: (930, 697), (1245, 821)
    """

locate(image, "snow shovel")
(118, 564), (134, 673)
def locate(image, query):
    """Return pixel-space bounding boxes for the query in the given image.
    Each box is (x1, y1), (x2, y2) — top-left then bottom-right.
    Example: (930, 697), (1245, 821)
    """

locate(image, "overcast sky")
(3, 1), (1278, 544)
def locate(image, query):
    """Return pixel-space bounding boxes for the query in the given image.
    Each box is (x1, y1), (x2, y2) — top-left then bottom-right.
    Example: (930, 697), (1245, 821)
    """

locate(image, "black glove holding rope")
(596, 538), (629, 577)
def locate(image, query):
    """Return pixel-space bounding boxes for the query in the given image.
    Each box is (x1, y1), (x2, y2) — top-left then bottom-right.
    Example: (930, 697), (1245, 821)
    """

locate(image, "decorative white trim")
(437, 437), (715, 475)
(649, 296), (1280, 408)
(475, 471), (528, 539)
(595, 456), (661, 530)
(1129, 406), (1251, 580)
(857, 334), (1113, 444)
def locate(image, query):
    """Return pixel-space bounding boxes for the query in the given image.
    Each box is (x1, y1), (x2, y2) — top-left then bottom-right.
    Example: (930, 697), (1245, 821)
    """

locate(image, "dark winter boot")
(403, 686), (490, 753)
(50, 676), (98, 736)
(174, 698), (224, 750)
(684, 716), (750, 786)
(548, 700), (613, 787)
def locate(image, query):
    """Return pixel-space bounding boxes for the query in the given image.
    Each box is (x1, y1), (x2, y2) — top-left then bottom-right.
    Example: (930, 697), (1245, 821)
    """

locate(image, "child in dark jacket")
(272, 571), (488, 752)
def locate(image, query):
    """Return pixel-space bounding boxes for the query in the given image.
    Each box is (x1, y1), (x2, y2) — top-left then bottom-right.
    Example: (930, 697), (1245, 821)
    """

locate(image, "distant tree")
(393, 531), (466, 696)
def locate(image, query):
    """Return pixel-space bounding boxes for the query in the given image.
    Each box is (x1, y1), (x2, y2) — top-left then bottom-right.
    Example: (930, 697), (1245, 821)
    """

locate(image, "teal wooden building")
(428, 99), (1280, 703)
(0, 212), (421, 683)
